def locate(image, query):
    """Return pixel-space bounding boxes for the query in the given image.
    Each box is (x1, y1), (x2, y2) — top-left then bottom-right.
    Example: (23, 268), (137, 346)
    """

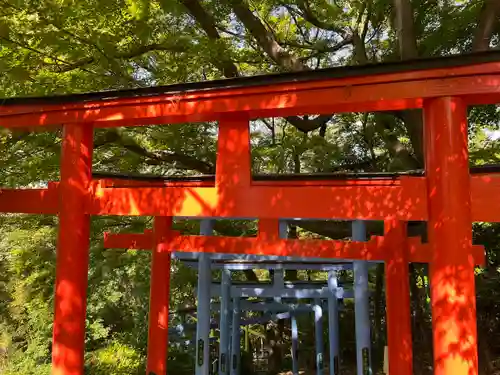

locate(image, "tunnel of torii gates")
(3, 50), (500, 375)
(105, 219), (367, 375)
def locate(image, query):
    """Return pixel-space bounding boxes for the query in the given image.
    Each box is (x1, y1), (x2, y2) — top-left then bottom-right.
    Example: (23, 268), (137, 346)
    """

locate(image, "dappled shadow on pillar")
(432, 259), (478, 375)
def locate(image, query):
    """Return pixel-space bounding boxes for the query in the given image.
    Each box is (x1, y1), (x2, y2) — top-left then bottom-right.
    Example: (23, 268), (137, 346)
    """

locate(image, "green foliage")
(167, 345), (195, 375)
(0, 357), (51, 375)
(85, 340), (145, 375)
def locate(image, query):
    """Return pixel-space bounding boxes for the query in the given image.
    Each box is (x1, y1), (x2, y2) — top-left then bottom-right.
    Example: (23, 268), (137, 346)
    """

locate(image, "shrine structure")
(2, 50), (500, 375)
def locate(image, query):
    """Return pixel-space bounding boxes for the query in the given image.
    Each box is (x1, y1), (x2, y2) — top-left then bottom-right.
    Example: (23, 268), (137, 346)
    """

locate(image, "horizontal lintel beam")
(211, 285), (348, 299)
(210, 301), (344, 312)
(1, 174), (500, 224)
(102, 232), (485, 265)
(90, 179), (426, 220)
(2, 62), (500, 128)
(227, 287), (353, 299)
(179, 260), (355, 270)
(244, 301), (342, 312)
(0, 187), (58, 214)
(103, 230), (153, 250)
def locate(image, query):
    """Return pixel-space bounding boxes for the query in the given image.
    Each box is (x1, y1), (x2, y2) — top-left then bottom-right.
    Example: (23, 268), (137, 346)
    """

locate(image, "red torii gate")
(2, 51), (500, 375)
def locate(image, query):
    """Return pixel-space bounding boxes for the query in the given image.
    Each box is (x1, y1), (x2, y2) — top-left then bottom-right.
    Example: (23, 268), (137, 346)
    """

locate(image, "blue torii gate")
(185, 219), (372, 375)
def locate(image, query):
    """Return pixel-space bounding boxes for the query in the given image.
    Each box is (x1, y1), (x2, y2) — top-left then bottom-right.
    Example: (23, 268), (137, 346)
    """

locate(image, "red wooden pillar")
(384, 219), (412, 375)
(424, 97), (478, 375)
(216, 115), (251, 189)
(146, 217), (173, 375)
(258, 218), (280, 241)
(52, 124), (93, 375)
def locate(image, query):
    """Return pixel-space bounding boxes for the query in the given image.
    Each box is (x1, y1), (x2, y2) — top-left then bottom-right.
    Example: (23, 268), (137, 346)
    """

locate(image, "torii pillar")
(384, 219), (412, 375)
(52, 124), (93, 375)
(424, 97), (478, 375)
(146, 217), (174, 375)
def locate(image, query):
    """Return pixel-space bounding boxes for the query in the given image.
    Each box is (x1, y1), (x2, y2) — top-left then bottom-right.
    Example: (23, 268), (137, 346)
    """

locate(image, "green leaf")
(125, 0), (149, 20)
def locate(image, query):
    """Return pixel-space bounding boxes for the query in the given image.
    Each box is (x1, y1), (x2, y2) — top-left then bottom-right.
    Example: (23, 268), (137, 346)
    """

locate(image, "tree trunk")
(409, 263), (432, 372)
(265, 321), (284, 375)
(478, 323), (495, 375)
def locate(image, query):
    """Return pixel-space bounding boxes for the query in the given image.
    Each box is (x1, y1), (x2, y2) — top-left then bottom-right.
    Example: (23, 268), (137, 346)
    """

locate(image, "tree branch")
(5, 2), (186, 81)
(373, 113), (420, 170)
(284, 115), (332, 133)
(58, 42), (188, 72)
(351, 32), (369, 64)
(349, 2), (424, 169)
(0, 35), (97, 75)
(350, 1), (372, 65)
(96, 129), (214, 174)
(472, 0), (500, 52)
(287, 6), (314, 43)
(182, 0), (334, 133)
(283, 38), (352, 53)
(346, 1), (423, 167)
(224, 0), (338, 132)
(226, 0), (308, 72)
(360, 1), (372, 42)
(361, 113), (377, 168)
(295, 0), (348, 38)
(178, 0), (240, 78)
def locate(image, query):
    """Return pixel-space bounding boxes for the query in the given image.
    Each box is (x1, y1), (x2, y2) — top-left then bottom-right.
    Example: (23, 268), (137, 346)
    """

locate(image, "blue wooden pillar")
(273, 269), (284, 307)
(352, 220), (371, 375)
(314, 299), (324, 375)
(230, 297), (241, 375)
(195, 219), (214, 375)
(276, 219), (287, 303)
(328, 271), (340, 375)
(273, 269), (285, 290)
(279, 219), (288, 238)
(219, 269), (231, 375)
(291, 315), (299, 375)
(228, 302), (233, 357)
